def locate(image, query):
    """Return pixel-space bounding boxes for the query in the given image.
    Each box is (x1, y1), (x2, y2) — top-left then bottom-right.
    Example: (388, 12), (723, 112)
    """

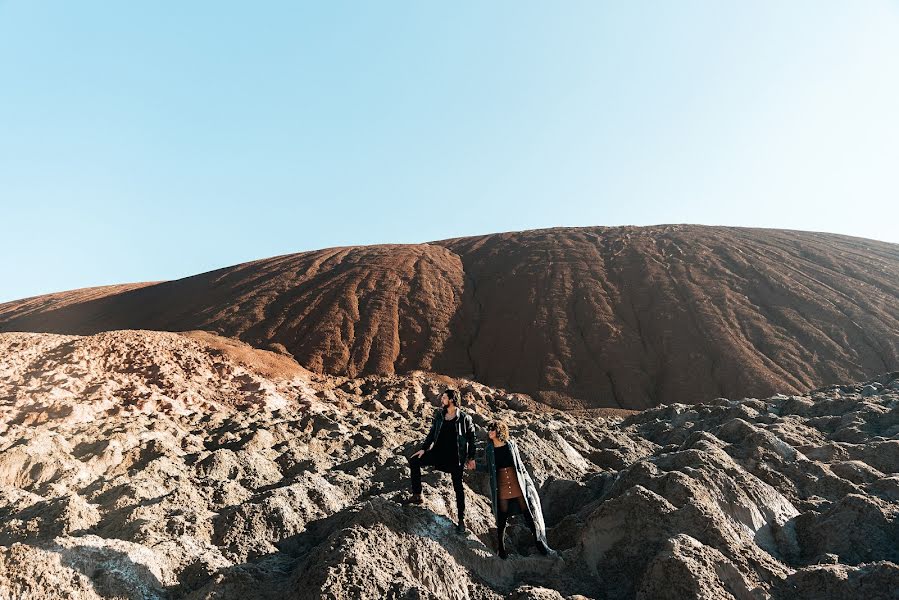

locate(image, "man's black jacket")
(421, 407), (476, 465)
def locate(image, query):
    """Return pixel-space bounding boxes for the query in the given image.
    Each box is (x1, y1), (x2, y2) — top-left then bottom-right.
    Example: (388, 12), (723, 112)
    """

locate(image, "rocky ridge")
(0, 330), (897, 599)
(2, 225), (898, 409)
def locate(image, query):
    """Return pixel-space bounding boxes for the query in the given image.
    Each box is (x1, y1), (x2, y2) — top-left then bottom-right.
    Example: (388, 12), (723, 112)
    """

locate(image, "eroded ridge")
(3, 225), (898, 409)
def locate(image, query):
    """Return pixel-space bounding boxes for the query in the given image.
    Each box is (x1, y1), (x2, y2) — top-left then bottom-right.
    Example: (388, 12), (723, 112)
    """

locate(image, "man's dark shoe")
(455, 522), (467, 534)
(401, 493), (422, 506)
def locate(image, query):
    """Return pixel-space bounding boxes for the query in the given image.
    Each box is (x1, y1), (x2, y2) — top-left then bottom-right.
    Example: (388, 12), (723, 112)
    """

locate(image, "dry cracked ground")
(0, 330), (897, 599)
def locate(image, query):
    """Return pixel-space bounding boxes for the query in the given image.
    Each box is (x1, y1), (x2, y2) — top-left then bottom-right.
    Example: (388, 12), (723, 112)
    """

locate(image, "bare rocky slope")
(1, 226), (898, 410)
(1, 330), (897, 599)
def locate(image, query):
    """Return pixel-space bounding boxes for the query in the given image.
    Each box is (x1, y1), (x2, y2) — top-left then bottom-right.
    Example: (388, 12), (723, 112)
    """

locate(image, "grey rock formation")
(0, 331), (896, 599)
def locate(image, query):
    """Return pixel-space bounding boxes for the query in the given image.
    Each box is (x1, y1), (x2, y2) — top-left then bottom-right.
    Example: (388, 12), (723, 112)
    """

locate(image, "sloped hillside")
(2, 225), (898, 409)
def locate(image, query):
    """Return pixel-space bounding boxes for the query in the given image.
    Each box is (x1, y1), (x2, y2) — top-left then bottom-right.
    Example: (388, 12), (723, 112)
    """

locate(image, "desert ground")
(1, 330), (896, 599)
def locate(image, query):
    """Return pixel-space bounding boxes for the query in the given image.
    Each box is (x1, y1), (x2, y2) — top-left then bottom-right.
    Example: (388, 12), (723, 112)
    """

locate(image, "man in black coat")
(402, 388), (476, 533)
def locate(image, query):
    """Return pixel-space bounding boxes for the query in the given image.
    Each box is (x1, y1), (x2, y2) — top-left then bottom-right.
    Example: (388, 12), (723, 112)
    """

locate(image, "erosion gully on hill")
(0, 330), (896, 599)
(2, 225), (898, 411)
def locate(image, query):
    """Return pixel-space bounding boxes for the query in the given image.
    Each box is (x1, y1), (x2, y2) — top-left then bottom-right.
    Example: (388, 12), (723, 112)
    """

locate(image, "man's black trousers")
(408, 452), (465, 522)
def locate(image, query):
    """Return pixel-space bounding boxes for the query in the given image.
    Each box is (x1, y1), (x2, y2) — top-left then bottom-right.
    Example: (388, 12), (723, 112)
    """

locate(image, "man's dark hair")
(445, 388), (459, 406)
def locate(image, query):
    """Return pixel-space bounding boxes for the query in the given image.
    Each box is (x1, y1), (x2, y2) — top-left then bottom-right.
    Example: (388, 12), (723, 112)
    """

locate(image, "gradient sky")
(2, 1), (898, 303)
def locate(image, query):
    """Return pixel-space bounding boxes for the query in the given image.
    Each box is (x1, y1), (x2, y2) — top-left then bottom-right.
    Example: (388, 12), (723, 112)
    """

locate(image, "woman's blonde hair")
(487, 419), (510, 443)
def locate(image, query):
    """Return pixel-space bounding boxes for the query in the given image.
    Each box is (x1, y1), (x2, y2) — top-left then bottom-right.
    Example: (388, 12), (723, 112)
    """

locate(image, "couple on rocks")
(401, 388), (554, 560)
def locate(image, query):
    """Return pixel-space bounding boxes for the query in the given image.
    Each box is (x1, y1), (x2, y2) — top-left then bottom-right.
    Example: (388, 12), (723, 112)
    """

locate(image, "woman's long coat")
(478, 439), (549, 548)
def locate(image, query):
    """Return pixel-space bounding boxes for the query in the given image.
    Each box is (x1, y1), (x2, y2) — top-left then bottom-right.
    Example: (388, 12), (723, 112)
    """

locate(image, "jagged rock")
(0, 543), (104, 600)
(795, 494), (899, 565)
(773, 562), (899, 600)
(0, 494), (100, 543)
(636, 535), (767, 600)
(1, 330), (897, 599)
(212, 475), (354, 562)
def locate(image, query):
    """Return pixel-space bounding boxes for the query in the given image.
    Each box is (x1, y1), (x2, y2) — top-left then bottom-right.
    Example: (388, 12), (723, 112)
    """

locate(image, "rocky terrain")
(1, 330), (897, 599)
(2, 226), (898, 409)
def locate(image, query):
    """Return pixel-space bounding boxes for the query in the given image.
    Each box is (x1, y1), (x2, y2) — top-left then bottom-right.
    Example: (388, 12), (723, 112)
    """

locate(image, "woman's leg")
(515, 497), (534, 531)
(515, 496), (549, 554)
(496, 498), (509, 558)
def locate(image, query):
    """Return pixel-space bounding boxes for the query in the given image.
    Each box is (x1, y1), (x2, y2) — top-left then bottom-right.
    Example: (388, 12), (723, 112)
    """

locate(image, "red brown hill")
(2, 225), (897, 409)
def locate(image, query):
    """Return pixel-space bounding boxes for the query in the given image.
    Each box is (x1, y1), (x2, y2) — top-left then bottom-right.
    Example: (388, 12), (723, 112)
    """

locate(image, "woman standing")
(476, 420), (554, 559)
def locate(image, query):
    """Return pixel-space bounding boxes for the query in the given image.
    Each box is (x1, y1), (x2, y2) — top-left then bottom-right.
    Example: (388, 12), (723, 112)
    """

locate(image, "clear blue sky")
(2, 1), (898, 303)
